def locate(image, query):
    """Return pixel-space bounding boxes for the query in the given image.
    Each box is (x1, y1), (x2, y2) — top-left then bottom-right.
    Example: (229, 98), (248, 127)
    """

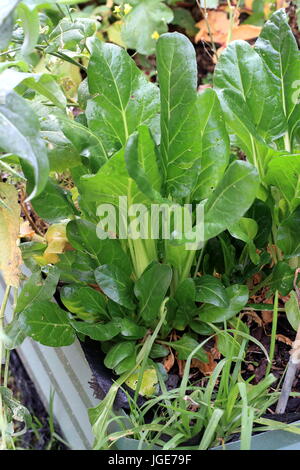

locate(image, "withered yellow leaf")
(0, 183), (22, 287)
(45, 223), (67, 255)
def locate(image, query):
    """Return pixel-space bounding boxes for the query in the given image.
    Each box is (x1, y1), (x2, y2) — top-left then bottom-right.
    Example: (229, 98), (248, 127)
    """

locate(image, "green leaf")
(56, 251), (97, 284)
(0, 92), (49, 200)
(104, 341), (136, 374)
(15, 266), (59, 314)
(70, 319), (121, 342)
(204, 161), (259, 241)
(246, 199), (272, 249)
(285, 291), (300, 331)
(66, 219), (132, 276)
(95, 264), (136, 310)
(0, 0), (21, 50)
(19, 301), (76, 347)
(277, 207), (300, 258)
(18, 2), (40, 58)
(193, 89), (230, 200)
(168, 334), (208, 362)
(46, 17), (97, 53)
(58, 116), (107, 169)
(4, 316), (27, 349)
(189, 319), (215, 336)
(269, 261), (294, 296)
(134, 262), (172, 326)
(86, 38), (159, 156)
(228, 217), (258, 244)
(150, 343), (169, 359)
(194, 275), (229, 308)
(228, 217), (259, 264)
(173, 278), (196, 330)
(199, 284), (249, 323)
(124, 126), (162, 201)
(121, 0), (173, 55)
(31, 179), (75, 223)
(0, 386), (32, 429)
(60, 284), (108, 322)
(0, 69), (67, 109)
(157, 32), (201, 198)
(119, 318), (147, 340)
(255, 9), (300, 141)
(214, 40), (287, 143)
(172, 8), (198, 37)
(266, 154), (300, 212)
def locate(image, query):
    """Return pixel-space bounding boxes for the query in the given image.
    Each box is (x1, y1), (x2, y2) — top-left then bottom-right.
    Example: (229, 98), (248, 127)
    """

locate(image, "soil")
(7, 351), (66, 450)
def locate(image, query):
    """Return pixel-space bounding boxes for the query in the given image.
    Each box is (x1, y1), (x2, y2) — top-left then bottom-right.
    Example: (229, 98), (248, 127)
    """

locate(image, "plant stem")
(196, 0), (218, 59)
(284, 131), (291, 153)
(0, 47), (21, 57)
(193, 242), (207, 278)
(276, 269), (300, 413)
(0, 285), (11, 450)
(266, 290), (278, 376)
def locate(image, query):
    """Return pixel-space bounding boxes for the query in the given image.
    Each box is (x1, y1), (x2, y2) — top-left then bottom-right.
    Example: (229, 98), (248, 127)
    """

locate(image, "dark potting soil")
(8, 351), (67, 450)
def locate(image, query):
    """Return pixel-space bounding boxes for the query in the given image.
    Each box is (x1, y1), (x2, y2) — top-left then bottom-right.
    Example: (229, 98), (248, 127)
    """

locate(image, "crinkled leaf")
(124, 125), (162, 201)
(193, 88), (229, 200)
(86, 38), (159, 157)
(214, 40), (287, 143)
(157, 32), (201, 198)
(255, 9), (300, 138)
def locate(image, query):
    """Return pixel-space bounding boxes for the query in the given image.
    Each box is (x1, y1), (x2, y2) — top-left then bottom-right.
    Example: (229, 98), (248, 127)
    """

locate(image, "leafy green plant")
(2, 30), (262, 379)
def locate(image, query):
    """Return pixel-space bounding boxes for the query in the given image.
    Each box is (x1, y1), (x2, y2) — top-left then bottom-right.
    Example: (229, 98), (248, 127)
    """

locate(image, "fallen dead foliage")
(163, 350), (175, 373)
(191, 351), (217, 376)
(276, 334), (293, 346)
(195, 9), (261, 47)
(0, 183), (22, 287)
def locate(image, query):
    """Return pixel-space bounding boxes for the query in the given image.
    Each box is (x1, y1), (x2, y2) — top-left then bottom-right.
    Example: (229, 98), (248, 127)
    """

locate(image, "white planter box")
(0, 275), (97, 450)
